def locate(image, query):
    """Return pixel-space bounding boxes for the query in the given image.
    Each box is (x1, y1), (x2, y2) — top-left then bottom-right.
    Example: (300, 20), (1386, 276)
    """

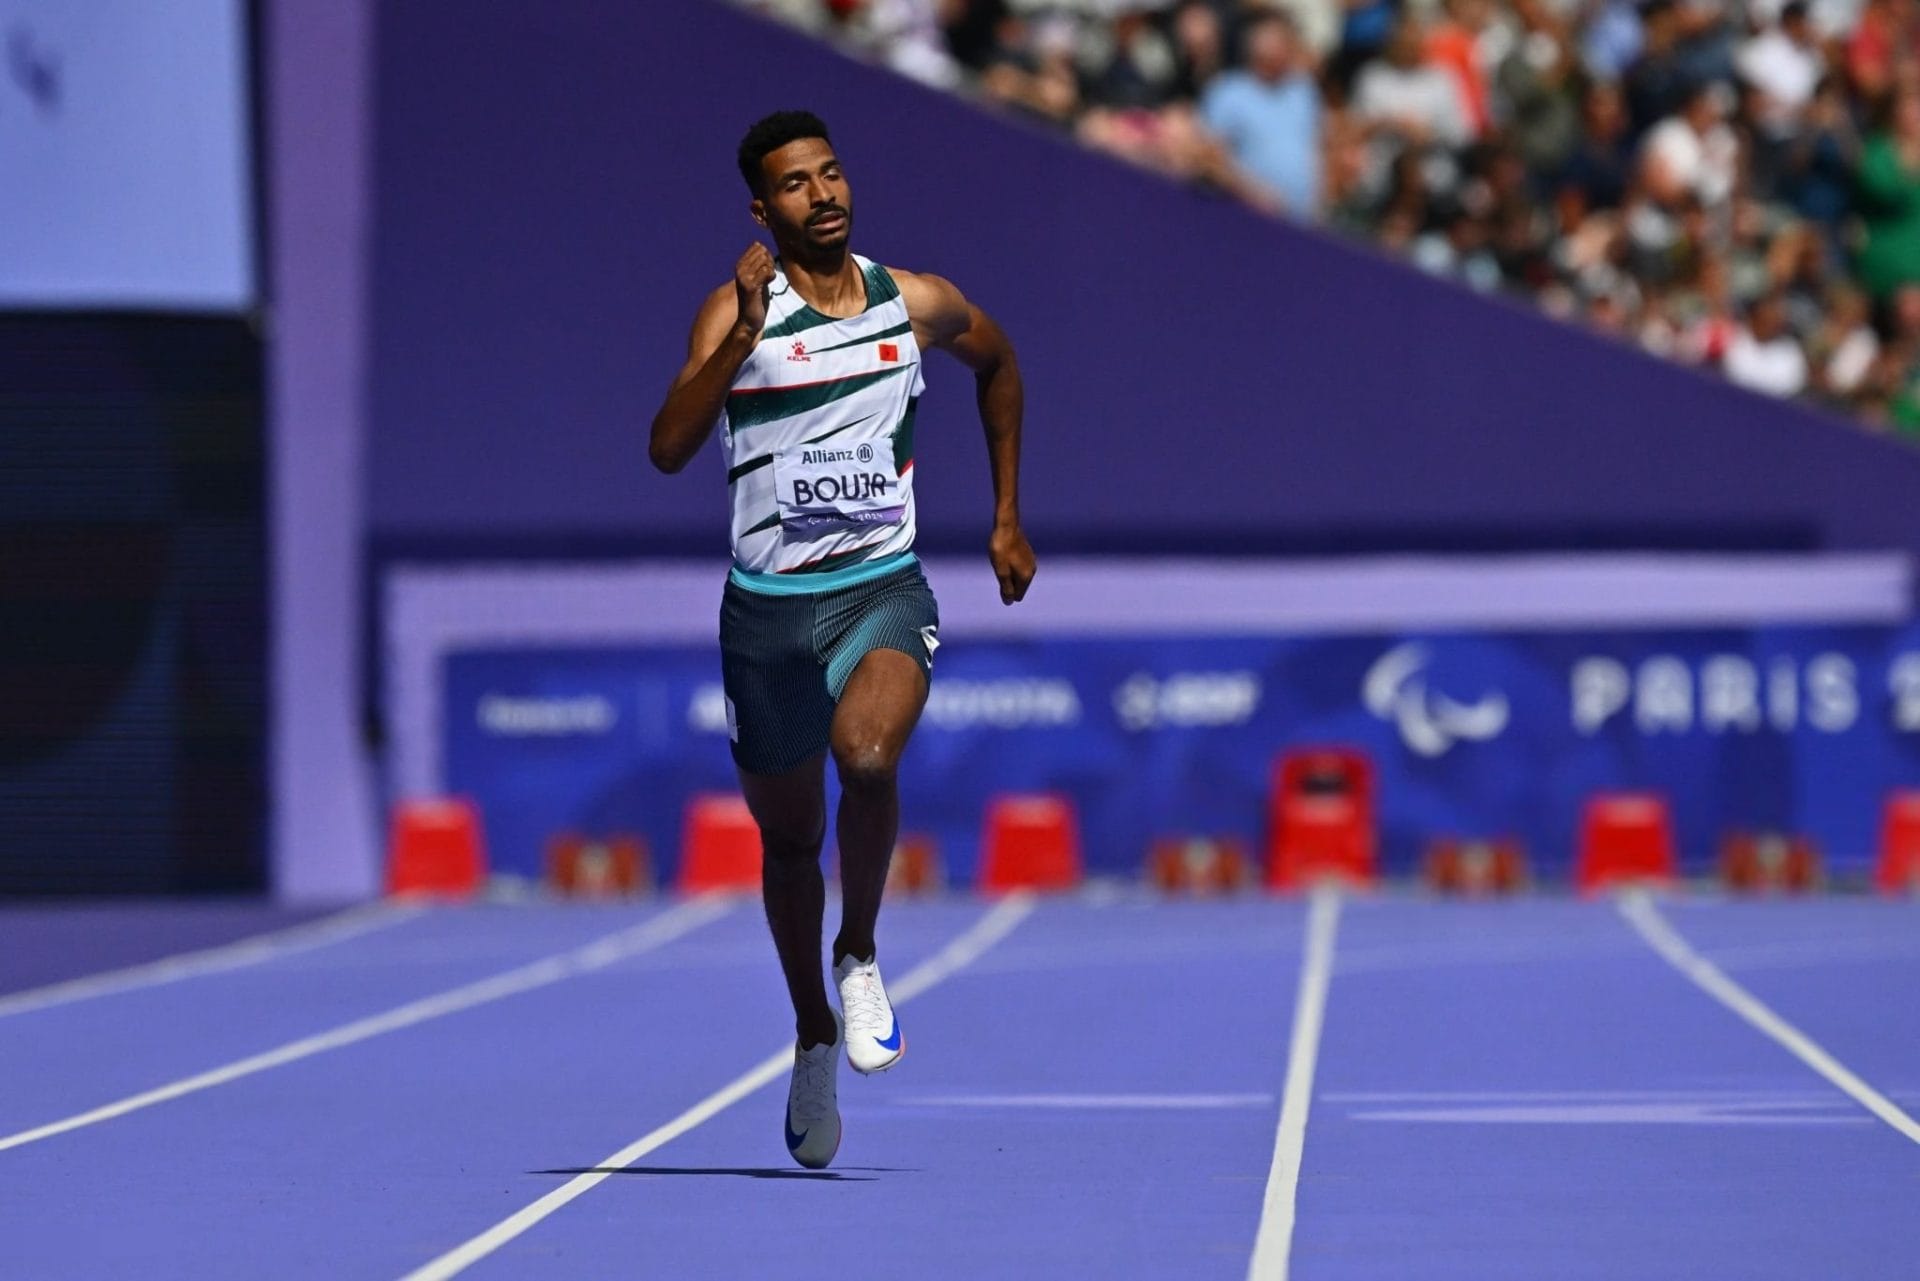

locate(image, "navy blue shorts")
(719, 560), (939, 775)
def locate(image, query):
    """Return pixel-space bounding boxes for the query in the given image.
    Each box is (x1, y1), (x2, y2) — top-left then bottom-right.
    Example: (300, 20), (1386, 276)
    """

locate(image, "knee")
(759, 822), (824, 869)
(833, 741), (898, 795)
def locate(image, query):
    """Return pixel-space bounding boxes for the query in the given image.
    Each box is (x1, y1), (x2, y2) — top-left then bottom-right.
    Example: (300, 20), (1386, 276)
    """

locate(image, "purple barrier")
(368, 1), (1920, 559)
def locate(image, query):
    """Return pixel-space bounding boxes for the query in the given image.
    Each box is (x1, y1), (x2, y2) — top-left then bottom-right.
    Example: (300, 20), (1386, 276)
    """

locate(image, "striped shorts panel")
(719, 561), (939, 776)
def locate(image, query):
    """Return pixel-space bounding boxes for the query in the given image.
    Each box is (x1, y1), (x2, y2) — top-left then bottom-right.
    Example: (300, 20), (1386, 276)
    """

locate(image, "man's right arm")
(649, 244), (774, 474)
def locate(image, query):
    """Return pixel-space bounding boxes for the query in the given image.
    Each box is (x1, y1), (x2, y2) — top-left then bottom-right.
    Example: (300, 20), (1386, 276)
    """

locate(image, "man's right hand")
(734, 243), (775, 335)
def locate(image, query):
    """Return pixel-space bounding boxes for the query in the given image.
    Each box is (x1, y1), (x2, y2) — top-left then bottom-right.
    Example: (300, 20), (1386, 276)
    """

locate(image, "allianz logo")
(1114, 671), (1261, 732)
(479, 693), (617, 736)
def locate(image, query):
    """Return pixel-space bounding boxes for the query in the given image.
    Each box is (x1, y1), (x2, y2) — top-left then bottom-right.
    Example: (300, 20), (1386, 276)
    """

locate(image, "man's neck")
(780, 247), (864, 316)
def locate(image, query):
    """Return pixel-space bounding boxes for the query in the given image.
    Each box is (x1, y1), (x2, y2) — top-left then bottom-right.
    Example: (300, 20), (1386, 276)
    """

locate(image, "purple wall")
(368, 1), (1920, 561)
(267, 0), (380, 902)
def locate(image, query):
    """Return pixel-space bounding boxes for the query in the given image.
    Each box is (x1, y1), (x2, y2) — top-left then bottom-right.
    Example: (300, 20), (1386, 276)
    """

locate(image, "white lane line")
(1247, 886), (1342, 1281)
(896, 1093), (1274, 1110)
(1619, 892), (1920, 1146)
(0, 896), (736, 1154)
(0, 900), (426, 1020)
(399, 893), (1038, 1281)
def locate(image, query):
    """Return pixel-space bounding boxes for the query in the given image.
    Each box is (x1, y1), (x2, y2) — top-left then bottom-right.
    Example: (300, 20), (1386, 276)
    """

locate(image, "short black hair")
(737, 110), (832, 195)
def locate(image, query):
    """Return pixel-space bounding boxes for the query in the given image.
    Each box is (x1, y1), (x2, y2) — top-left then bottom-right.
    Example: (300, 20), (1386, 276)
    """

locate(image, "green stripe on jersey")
(726, 413), (876, 484)
(760, 307), (845, 342)
(862, 262), (901, 304)
(804, 319), (913, 355)
(892, 396), (919, 475)
(727, 365), (909, 431)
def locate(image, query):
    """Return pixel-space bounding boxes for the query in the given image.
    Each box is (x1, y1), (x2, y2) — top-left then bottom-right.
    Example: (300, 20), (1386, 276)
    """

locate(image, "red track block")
(1267, 747), (1378, 889)
(545, 832), (651, 898)
(677, 794), (762, 891)
(979, 795), (1082, 893)
(1422, 837), (1529, 895)
(1875, 791), (1920, 894)
(386, 797), (486, 897)
(1148, 836), (1253, 895)
(1576, 793), (1676, 892)
(1718, 831), (1822, 894)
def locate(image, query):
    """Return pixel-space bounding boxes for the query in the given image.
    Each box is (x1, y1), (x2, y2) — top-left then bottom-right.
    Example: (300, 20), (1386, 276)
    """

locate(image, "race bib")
(771, 441), (904, 533)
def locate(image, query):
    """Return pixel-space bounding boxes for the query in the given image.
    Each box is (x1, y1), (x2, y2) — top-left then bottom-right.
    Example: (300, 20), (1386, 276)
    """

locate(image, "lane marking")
(1247, 886), (1342, 1281)
(1619, 892), (1920, 1147)
(0, 900), (426, 1020)
(400, 893), (1037, 1281)
(0, 897), (735, 1154)
(894, 1092), (1273, 1110)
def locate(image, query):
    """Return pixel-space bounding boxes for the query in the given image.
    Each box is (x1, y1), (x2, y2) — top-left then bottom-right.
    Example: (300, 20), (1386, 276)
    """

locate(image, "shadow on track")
(534, 1166), (917, 1182)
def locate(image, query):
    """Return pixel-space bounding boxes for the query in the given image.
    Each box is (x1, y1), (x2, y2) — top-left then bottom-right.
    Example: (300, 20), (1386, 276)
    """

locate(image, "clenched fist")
(734, 243), (775, 335)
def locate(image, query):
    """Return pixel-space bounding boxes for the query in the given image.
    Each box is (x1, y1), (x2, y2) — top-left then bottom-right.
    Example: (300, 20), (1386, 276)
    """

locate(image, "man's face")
(754, 138), (852, 252)
(1248, 20), (1294, 78)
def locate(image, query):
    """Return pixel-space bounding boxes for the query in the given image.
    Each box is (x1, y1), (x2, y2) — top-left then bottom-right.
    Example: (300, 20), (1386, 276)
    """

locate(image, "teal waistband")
(728, 552), (918, 597)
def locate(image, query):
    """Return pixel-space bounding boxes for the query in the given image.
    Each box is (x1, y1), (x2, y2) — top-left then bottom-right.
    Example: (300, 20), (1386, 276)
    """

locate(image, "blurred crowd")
(738, 0), (1920, 435)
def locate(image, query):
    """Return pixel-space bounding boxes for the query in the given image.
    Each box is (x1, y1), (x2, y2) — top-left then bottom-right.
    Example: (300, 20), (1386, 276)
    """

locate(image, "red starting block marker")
(677, 794), (762, 892)
(1147, 836), (1253, 895)
(1422, 837), (1529, 895)
(886, 834), (944, 896)
(1718, 831), (1822, 894)
(1576, 792), (1677, 893)
(386, 797), (487, 898)
(1875, 791), (1920, 894)
(979, 794), (1082, 893)
(545, 832), (650, 898)
(1267, 747), (1378, 890)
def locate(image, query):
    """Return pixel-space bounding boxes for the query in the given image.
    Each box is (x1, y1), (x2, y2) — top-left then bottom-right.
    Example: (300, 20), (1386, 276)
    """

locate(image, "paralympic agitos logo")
(1363, 643), (1510, 758)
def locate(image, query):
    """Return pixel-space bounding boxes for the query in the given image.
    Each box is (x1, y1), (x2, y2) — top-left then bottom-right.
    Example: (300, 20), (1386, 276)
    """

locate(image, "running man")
(648, 110), (1035, 1169)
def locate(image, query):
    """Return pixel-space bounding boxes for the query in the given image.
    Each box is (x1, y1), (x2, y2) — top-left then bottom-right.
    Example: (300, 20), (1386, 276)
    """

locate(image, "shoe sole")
(849, 1035), (904, 1076)
(791, 1128), (841, 1170)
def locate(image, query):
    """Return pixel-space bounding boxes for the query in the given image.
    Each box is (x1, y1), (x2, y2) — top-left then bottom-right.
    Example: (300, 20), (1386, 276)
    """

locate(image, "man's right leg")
(739, 752), (837, 1050)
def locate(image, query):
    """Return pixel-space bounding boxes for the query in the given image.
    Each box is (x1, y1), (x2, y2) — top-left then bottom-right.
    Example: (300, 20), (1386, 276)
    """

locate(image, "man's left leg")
(829, 647), (928, 964)
(828, 647), (927, 1073)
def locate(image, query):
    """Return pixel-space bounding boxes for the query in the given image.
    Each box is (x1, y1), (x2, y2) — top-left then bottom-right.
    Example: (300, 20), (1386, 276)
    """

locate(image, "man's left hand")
(989, 524), (1036, 605)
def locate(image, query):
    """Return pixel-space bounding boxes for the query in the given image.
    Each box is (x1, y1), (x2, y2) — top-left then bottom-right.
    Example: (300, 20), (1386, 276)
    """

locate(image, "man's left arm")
(903, 271), (1036, 605)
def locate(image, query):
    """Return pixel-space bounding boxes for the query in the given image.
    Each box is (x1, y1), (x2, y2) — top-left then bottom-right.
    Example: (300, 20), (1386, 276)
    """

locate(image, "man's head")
(1781, 0), (1813, 42)
(737, 110), (852, 256)
(1244, 9), (1299, 82)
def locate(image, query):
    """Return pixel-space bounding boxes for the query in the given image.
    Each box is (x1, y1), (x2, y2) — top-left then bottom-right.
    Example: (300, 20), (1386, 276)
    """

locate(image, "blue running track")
(0, 892), (1914, 1278)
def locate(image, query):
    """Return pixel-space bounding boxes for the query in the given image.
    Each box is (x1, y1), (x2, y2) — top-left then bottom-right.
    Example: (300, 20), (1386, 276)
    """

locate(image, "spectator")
(1640, 79), (1741, 210)
(940, 0), (1010, 71)
(1200, 9), (1326, 216)
(1496, 0), (1583, 178)
(1353, 15), (1474, 150)
(1426, 0), (1502, 137)
(1560, 80), (1636, 209)
(1083, 8), (1183, 110)
(977, 12), (1081, 125)
(1724, 289), (1811, 393)
(1623, 0), (1694, 136)
(1168, 0), (1229, 101)
(1810, 283), (1881, 397)
(1856, 88), (1920, 299)
(747, 0), (1920, 437)
(1779, 75), (1862, 252)
(1737, 1), (1825, 136)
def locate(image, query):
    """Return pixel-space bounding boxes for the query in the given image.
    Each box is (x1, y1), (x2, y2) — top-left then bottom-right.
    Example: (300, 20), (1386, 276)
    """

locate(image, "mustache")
(807, 205), (849, 226)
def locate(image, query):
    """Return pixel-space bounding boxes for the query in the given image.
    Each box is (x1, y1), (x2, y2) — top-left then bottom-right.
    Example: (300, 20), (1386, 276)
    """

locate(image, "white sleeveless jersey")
(719, 255), (925, 578)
